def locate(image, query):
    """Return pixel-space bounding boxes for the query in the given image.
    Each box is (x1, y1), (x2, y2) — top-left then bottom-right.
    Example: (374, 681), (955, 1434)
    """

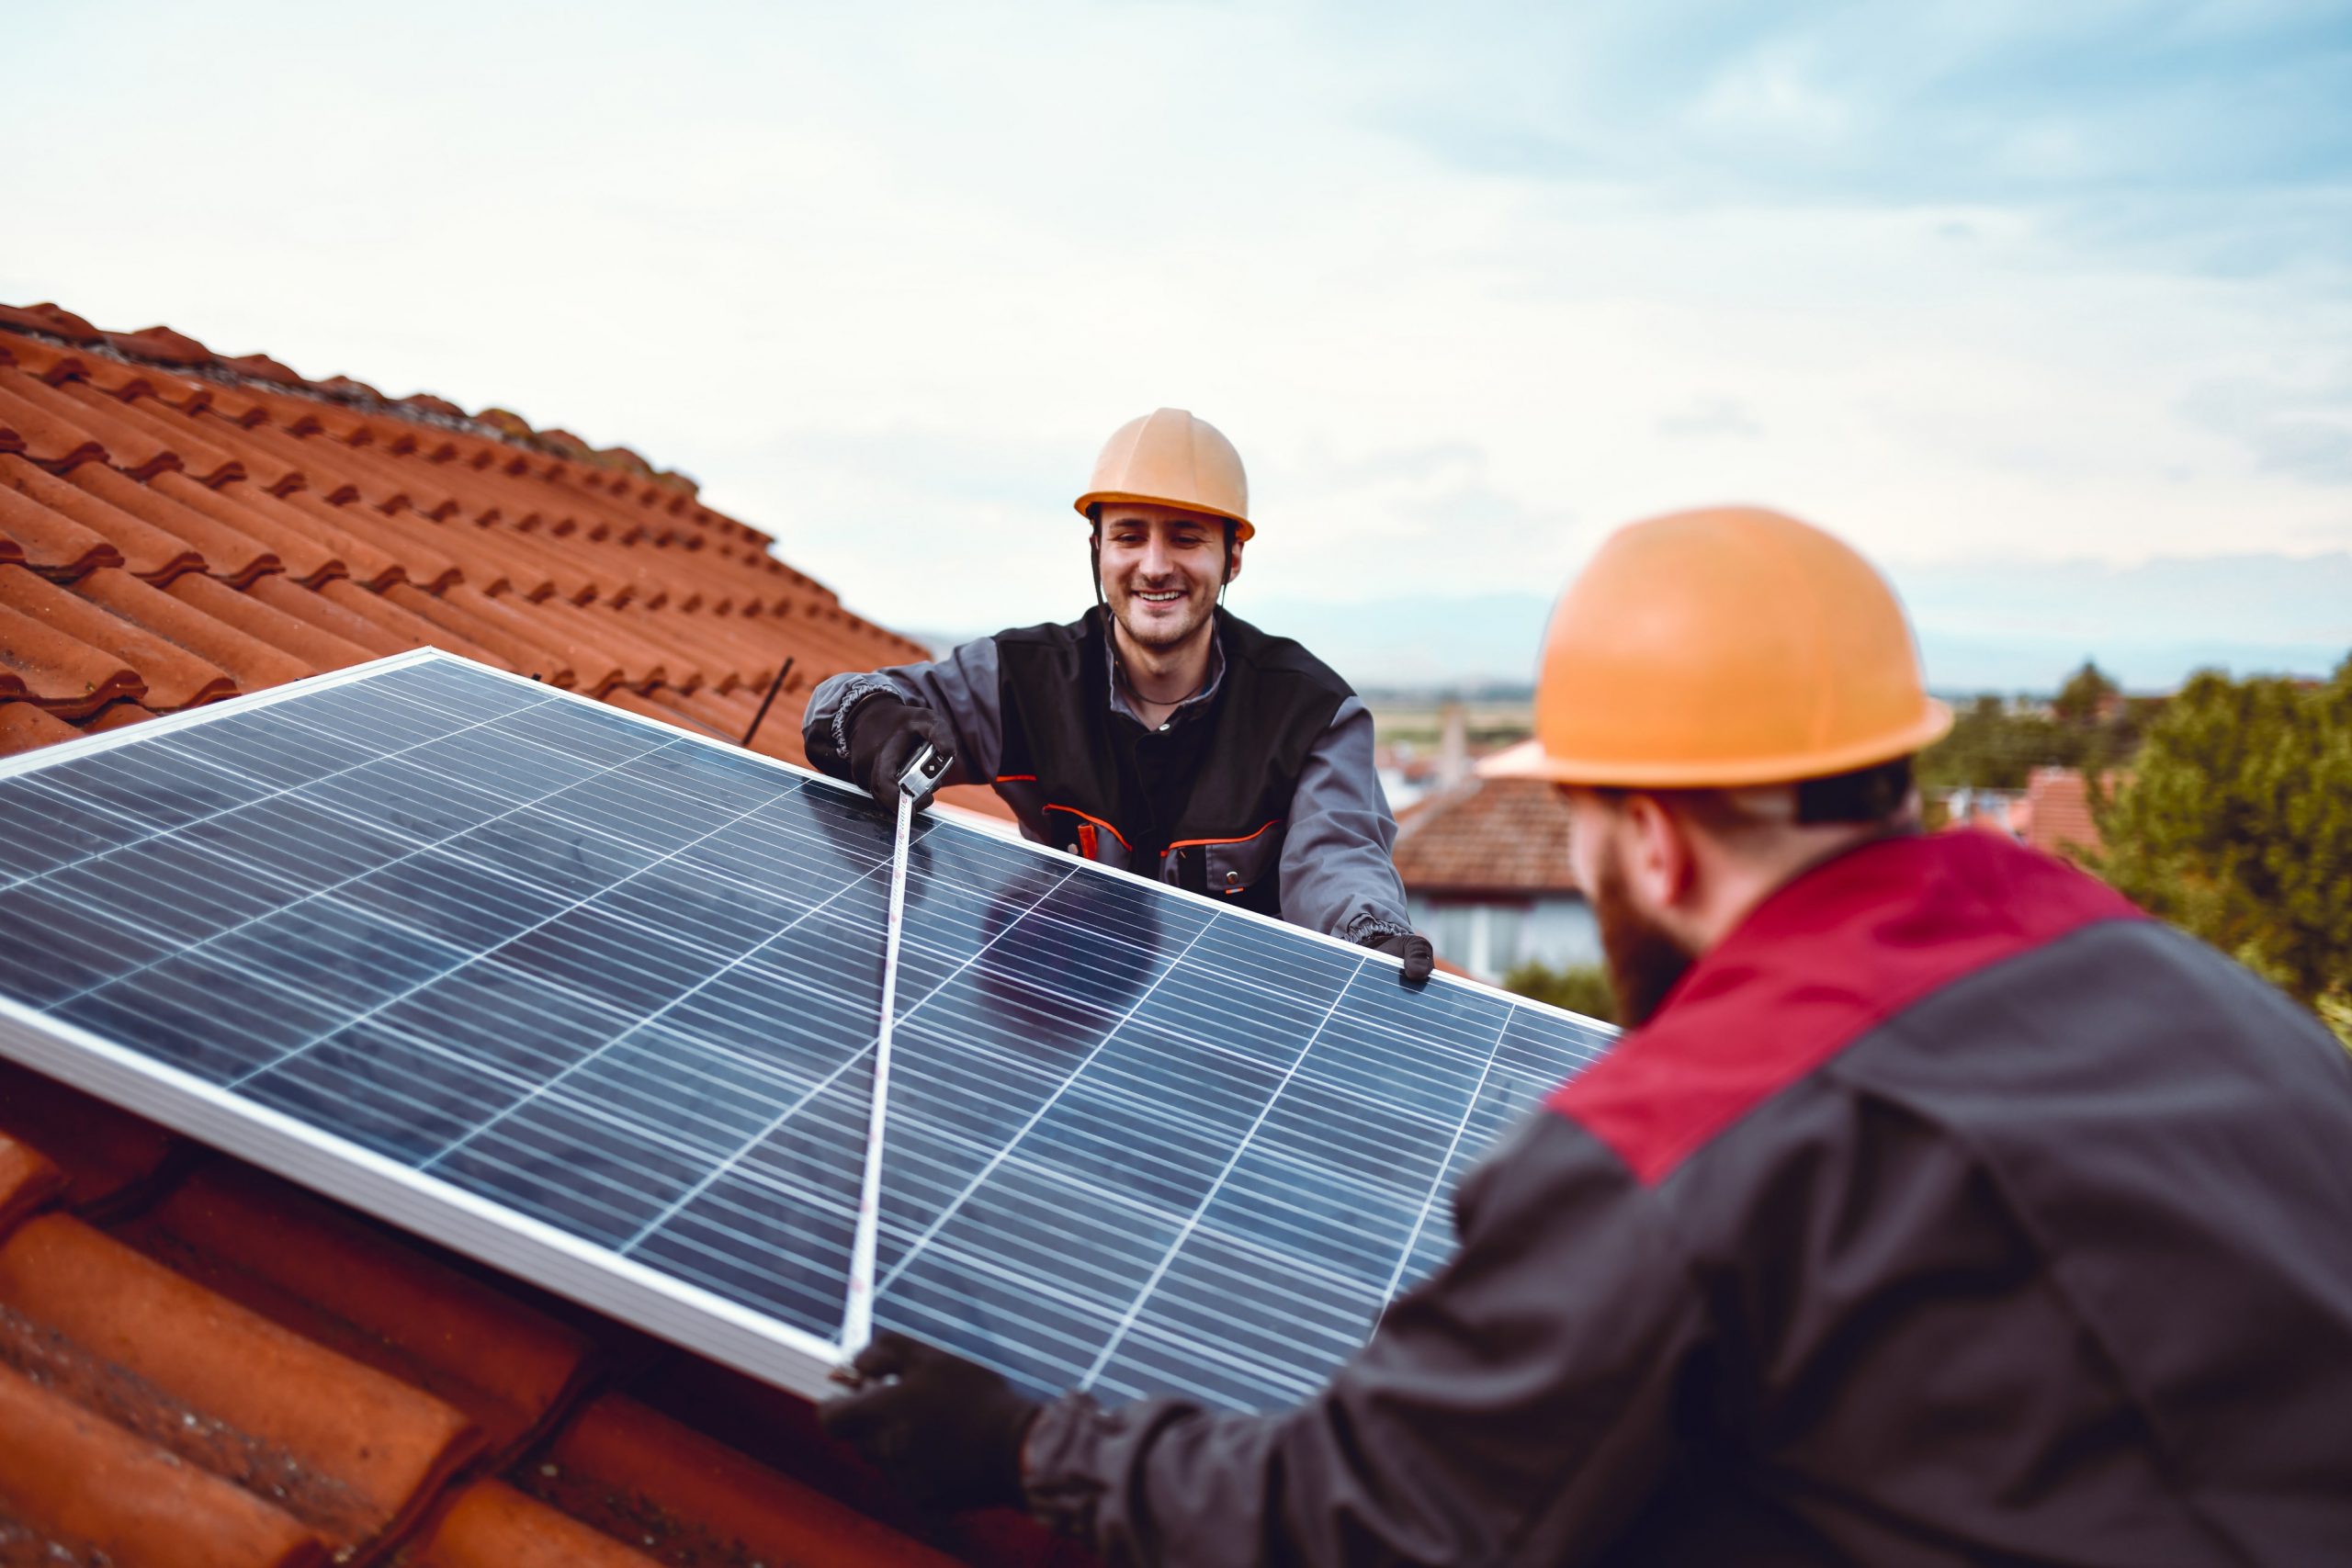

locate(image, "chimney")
(1436, 700), (1470, 790)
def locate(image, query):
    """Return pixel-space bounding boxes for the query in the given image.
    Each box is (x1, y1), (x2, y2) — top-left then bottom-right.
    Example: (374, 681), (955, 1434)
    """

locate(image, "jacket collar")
(1098, 606), (1227, 730)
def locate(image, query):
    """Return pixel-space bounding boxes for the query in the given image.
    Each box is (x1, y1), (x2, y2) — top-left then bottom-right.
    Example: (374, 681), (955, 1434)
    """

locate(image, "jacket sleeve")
(800, 637), (1006, 787)
(1021, 1115), (1708, 1567)
(1278, 695), (1413, 944)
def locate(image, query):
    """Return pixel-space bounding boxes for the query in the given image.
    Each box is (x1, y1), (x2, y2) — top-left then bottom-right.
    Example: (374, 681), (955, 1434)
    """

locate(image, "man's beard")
(1592, 844), (1699, 1029)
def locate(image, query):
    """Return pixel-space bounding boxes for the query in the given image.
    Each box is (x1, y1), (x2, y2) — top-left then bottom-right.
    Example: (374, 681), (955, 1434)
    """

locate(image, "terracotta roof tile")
(65, 461), (282, 583)
(0, 1213), (482, 1553)
(0, 697), (81, 755)
(115, 1162), (594, 1457)
(0, 453), (205, 580)
(382, 581), (575, 686)
(402, 1480), (661, 1568)
(314, 578), (517, 671)
(313, 375), (385, 403)
(621, 1359), (1074, 1568)
(1393, 776), (1581, 895)
(59, 381), (249, 485)
(164, 571), (379, 674)
(0, 302), (103, 342)
(275, 489), (465, 593)
(227, 418), (373, 504)
(528, 1395), (963, 1568)
(334, 438), (464, 521)
(85, 698), (161, 733)
(0, 371), (110, 468)
(4, 371), (197, 480)
(475, 592), (628, 694)
(466, 523), (592, 604)
(104, 325), (212, 367)
(218, 479), (410, 591)
(248, 574), (429, 659)
(2022, 766), (2108, 861)
(74, 565), (315, 693)
(604, 685), (725, 738)
(153, 472), (351, 586)
(0, 1134), (63, 1238)
(0, 1361), (330, 1568)
(220, 352), (304, 385)
(0, 566), (148, 715)
(0, 472), (123, 576)
(0, 330), (92, 385)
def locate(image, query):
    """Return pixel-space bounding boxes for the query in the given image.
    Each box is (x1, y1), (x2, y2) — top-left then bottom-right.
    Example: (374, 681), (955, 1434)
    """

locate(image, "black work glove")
(1363, 929), (1436, 986)
(845, 696), (953, 813)
(820, 1332), (1041, 1515)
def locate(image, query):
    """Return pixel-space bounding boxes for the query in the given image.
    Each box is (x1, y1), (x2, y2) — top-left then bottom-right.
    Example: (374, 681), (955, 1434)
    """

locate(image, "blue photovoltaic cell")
(0, 653), (1614, 1409)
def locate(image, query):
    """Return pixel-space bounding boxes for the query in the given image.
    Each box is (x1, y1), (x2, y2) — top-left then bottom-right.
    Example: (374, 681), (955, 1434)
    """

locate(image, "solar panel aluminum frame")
(0, 648), (1601, 1406)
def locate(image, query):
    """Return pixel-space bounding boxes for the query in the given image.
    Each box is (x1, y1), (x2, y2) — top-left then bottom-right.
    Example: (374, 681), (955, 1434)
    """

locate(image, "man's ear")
(1620, 792), (1698, 912)
(1225, 533), (1245, 585)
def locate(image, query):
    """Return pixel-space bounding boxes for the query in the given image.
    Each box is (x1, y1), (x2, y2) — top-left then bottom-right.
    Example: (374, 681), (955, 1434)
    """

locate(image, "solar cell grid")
(0, 650), (1615, 1407)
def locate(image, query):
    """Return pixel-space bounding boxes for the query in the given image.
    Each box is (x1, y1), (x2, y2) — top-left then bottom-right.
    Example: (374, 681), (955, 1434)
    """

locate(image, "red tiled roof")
(0, 303), (1052, 1562)
(1392, 776), (1581, 895)
(0, 302), (1009, 825)
(2021, 766), (2106, 861)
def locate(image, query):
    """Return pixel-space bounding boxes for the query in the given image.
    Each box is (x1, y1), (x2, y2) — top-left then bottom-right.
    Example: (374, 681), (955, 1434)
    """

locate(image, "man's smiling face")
(1096, 502), (1242, 651)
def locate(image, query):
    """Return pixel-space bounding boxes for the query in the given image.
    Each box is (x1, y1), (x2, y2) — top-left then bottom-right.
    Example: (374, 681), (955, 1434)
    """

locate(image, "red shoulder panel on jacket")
(1549, 831), (2144, 1186)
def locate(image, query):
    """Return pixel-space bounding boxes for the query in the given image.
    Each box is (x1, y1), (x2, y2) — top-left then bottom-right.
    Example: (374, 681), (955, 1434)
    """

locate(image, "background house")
(1392, 749), (1598, 985)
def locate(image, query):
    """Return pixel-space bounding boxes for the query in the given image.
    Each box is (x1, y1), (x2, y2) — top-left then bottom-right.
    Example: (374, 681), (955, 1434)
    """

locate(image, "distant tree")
(1917, 694), (2069, 792)
(2096, 657), (2352, 1028)
(2052, 660), (2121, 727)
(1921, 663), (2163, 795)
(1503, 962), (1617, 1025)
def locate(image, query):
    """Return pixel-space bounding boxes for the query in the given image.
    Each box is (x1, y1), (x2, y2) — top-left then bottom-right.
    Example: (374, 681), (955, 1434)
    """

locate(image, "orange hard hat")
(1484, 506), (1951, 788)
(1073, 409), (1254, 542)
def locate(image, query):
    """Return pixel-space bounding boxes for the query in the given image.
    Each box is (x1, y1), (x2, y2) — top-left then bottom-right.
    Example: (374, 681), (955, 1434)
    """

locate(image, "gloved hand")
(845, 696), (953, 813)
(820, 1332), (1041, 1515)
(1362, 929), (1436, 986)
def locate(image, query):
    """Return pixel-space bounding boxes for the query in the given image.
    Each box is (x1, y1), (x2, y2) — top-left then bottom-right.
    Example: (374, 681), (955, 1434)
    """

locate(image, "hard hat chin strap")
(1088, 507), (1107, 612)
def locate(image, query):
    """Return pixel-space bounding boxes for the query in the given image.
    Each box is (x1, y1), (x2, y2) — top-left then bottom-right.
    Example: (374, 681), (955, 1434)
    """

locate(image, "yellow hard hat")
(1484, 506), (1951, 788)
(1074, 409), (1254, 542)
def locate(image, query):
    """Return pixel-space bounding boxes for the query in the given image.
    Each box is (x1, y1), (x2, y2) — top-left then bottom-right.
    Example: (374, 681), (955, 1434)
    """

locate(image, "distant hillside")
(904, 553), (2349, 697)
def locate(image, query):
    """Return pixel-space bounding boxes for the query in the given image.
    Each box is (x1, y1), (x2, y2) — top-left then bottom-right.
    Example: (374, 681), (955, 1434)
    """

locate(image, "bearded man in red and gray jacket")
(823, 506), (2352, 1565)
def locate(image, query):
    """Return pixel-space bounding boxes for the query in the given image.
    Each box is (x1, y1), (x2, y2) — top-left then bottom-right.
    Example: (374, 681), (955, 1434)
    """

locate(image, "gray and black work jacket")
(1022, 830), (2352, 1565)
(803, 607), (1412, 944)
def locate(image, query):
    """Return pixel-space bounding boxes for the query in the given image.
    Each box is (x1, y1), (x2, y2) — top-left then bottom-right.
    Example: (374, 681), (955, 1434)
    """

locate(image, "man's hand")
(846, 697), (953, 813)
(1362, 929), (1436, 986)
(820, 1332), (1041, 1514)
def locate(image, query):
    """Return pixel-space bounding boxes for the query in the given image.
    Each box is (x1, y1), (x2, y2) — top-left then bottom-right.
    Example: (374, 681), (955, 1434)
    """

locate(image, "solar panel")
(0, 650), (1614, 1409)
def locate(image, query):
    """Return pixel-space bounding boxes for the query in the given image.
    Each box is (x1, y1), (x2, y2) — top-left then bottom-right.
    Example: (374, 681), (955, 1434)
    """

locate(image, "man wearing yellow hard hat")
(824, 507), (2352, 1562)
(804, 409), (1434, 982)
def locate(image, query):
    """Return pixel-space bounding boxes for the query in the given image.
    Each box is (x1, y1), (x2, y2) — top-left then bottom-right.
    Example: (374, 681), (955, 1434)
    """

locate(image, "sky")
(6, 1), (2349, 692)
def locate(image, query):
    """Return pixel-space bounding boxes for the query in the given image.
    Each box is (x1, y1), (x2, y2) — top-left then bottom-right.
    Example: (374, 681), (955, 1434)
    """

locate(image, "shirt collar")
(1103, 615), (1227, 730)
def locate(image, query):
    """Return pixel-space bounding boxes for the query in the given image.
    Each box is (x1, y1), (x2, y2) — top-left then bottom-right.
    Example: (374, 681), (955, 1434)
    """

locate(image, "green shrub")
(1503, 962), (1617, 1025)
